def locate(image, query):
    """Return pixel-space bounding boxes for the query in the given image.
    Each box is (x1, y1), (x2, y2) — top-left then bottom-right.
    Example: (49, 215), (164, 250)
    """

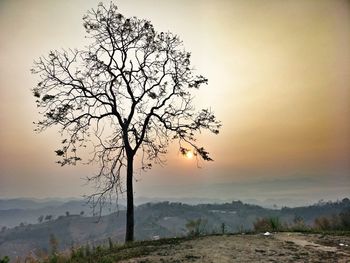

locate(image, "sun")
(185, 150), (194, 159)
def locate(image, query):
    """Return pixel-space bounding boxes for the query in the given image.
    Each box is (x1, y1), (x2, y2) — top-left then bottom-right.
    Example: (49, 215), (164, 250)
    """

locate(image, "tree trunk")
(125, 154), (134, 242)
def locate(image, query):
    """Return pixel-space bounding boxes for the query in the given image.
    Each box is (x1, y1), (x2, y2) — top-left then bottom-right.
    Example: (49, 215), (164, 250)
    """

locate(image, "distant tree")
(316, 199), (325, 206)
(45, 215), (53, 221)
(38, 215), (44, 223)
(1, 226), (6, 233)
(80, 211), (85, 216)
(32, 3), (221, 242)
(342, 198), (350, 205)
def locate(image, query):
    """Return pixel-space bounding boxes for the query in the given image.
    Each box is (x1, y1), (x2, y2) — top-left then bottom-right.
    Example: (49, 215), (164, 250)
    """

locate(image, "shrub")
(253, 217), (271, 232)
(313, 209), (350, 231)
(0, 256), (10, 263)
(269, 217), (282, 231)
(314, 216), (331, 230)
(253, 216), (282, 232)
(289, 215), (309, 231)
(186, 218), (208, 236)
(339, 209), (350, 230)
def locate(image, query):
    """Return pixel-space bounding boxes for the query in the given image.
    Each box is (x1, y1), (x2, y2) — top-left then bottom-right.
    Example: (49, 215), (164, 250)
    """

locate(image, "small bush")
(186, 218), (208, 236)
(253, 216), (282, 232)
(314, 216), (331, 230)
(253, 217), (271, 232)
(269, 217), (282, 231)
(339, 209), (350, 229)
(289, 215), (309, 231)
(0, 256), (10, 263)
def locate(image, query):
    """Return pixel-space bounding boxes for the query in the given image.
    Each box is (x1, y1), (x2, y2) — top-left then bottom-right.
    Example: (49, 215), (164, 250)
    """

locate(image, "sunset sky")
(0, 0), (349, 205)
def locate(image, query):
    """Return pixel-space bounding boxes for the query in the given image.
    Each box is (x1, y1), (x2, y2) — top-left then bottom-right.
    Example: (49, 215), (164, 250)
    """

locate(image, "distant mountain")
(0, 198), (349, 260)
(0, 198), (66, 210)
(0, 199), (125, 228)
(135, 196), (317, 208)
(242, 198), (313, 209)
(134, 196), (229, 205)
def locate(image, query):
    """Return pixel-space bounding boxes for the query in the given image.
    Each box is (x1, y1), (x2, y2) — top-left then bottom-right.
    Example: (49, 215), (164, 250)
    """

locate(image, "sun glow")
(185, 151), (194, 159)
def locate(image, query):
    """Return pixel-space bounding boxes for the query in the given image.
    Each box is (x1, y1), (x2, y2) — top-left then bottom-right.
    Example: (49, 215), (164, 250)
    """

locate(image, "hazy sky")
(0, 0), (349, 204)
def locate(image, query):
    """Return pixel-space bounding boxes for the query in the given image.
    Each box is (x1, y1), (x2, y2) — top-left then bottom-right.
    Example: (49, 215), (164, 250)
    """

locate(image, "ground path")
(121, 233), (350, 263)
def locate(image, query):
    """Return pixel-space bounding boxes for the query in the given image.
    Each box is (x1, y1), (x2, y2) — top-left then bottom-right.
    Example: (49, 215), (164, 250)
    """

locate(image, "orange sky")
(0, 0), (349, 203)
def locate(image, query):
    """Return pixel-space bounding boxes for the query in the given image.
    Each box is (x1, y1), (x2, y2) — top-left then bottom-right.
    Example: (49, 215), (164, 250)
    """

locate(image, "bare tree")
(32, 3), (221, 242)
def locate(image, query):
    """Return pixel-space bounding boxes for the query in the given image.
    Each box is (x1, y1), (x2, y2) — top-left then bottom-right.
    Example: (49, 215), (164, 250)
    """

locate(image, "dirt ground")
(121, 233), (350, 263)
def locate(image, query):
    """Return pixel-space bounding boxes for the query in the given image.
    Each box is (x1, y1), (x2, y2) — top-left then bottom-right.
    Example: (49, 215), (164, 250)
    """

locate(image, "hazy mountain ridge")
(0, 196), (347, 228)
(0, 199), (126, 228)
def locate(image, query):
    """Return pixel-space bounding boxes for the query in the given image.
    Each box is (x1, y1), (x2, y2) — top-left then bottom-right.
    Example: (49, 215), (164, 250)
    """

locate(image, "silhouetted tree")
(32, 3), (221, 242)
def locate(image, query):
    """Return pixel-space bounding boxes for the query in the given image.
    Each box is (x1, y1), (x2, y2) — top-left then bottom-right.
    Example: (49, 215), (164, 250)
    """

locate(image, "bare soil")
(121, 233), (350, 263)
